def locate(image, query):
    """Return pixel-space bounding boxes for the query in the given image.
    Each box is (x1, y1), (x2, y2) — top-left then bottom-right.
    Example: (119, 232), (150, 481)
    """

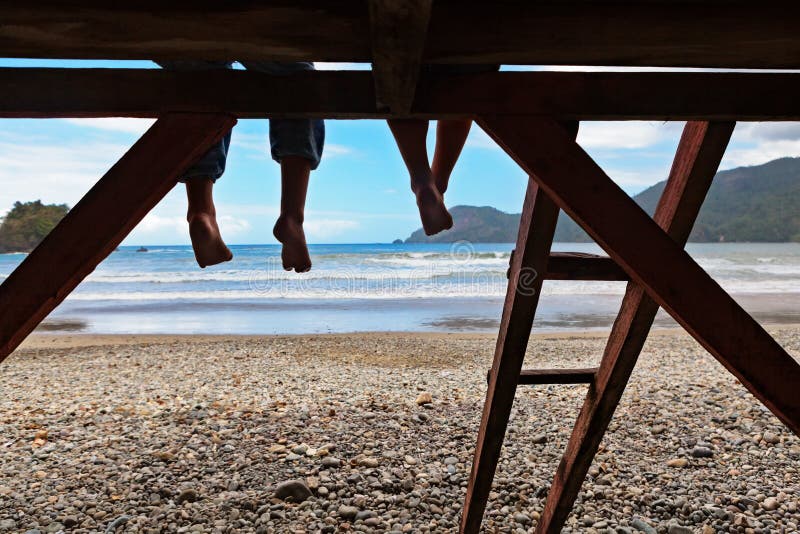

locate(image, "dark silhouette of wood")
(368, 0), (431, 114)
(7, 69), (800, 120)
(486, 368), (598, 386)
(0, 113), (236, 362)
(535, 121), (736, 533)
(460, 184), (561, 533)
(477, 115), (800, 437)
(4, 2), (800, 68)
(545, 252), (627, 281)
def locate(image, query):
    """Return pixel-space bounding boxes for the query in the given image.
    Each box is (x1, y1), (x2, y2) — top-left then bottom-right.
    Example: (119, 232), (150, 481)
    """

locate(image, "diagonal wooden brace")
(535, 121), (736, 533)
(477, 115), (800, 437)
(460, 179), (561, 534)
(0, 113), (236, 362)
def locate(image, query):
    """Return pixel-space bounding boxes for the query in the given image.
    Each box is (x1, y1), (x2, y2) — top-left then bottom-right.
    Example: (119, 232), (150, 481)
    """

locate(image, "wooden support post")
(460, 181), (561, 533)
(535, 121), (736, 533)
(477, 116), (800, 436)
(368, 0), (432, 114)
(0, 113), (236, 362)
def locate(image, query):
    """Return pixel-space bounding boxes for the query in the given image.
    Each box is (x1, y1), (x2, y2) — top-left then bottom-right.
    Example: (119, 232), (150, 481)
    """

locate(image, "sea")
(2, 242), (799, 335)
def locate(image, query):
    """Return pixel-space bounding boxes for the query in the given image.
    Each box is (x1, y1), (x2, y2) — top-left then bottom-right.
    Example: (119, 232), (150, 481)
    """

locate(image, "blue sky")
(2, 59), (800, 245)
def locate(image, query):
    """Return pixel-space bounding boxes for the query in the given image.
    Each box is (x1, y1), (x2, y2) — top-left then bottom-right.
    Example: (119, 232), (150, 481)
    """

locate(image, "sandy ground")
(1, 329), (799, 533)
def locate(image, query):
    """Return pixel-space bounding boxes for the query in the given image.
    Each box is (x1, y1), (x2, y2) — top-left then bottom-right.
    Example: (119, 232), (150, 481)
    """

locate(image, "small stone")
(514, 513), (531, 525)
(762, 497), (779, 511)
(176, 488), (199, 504)
(321, 457), (341, 468)
(630, 517), (657, 534)
(338, 505), (359, 520)
(415, 392), (433, 406)
(62, 517), (78, 528)
(292, 443), (309, 455)
(105, 516), (130, 533)
(651, 425), (666, 435)
(0, 520), (17, 531)
(443, 456), (458, 465)
(702, 526), (715, 534)
(45, 523), (64, 533)
(667, 525), (693, 534)
(532, 433), (547, 444)
(355, 510), (377, 521)
(274, 480), (312, 503)
(763, 431), (780, 444)
(666, 458), (689, 468)
(690, 446), (714, 458)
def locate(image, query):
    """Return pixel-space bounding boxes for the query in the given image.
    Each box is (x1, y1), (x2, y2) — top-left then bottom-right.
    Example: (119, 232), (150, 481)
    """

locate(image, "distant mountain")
(0, 200), (69, 253)
(403, 157), (800, 243)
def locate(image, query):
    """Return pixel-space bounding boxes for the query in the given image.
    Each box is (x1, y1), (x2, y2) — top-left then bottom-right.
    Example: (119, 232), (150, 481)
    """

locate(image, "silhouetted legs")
(388, 118), (461, 235)
(273, 156), (313, 272)
(185, 178), (233, 268)
(432, 119), (473, 195)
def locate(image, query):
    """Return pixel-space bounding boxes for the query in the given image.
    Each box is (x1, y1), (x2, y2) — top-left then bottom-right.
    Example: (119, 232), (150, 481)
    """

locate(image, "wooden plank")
(0, 113), (236, 362)
(3, 2), (800, 69)
(486, 367), (599, 385)
(368, 0), (431, 114)
(545, 252), (627, 281)
(460, 182), (561, 534)
(7, 69), (800, 120)
(518, 368), (598, 386)
(477, 115), (800, 436)
(536, 121), (736, 533)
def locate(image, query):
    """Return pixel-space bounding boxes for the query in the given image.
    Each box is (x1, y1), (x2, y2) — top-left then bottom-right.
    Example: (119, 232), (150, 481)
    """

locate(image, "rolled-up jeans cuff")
(269, 118), (325, 170)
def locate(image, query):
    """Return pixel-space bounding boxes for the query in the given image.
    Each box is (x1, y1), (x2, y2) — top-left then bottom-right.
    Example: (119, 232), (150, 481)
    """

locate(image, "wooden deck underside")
(1, 3), (798, 532)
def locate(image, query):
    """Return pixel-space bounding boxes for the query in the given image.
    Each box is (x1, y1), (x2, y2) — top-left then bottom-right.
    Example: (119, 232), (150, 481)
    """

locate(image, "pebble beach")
(1, 329), (798, 533)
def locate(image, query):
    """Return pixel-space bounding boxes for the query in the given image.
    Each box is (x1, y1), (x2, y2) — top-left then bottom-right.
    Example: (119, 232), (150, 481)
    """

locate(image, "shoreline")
(17, 322), (800, 351)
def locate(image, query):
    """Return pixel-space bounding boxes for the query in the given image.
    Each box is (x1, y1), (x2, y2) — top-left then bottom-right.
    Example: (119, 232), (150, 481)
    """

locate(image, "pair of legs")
(387, 64), (501, 236)
(184, 156), (312, 271)
(158, 60), (324, 272)
(387, 119), (472, 235)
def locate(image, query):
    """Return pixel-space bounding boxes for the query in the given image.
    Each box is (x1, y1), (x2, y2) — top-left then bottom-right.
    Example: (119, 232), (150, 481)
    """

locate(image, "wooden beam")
(477, 115), (800, 436)
(460, 183), (561, 534)
(368, 0), (431, 114)
(6, 69), (800, 120)
(545, 252), (627, 281)
(3, 2), (800, 69)
(518, 368), (598, 386)
(536, 121), (736, 533)
(0, 113), (236, 362)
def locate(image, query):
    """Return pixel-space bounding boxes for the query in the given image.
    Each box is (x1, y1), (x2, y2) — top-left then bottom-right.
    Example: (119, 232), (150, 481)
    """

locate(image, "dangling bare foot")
(273, 215), (312, 273)
(414, 183), (453, 236)
(188, 212), (233, 268)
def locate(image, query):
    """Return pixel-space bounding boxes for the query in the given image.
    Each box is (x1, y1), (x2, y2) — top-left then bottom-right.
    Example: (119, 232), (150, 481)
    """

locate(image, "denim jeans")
(157, 61), (325, 181)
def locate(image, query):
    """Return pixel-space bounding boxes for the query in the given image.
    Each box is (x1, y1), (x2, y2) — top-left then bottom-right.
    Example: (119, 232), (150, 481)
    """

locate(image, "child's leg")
(387, 119), (453, 236)
(431, 119), (472, 195)
(272, 156), (312, 272)
(185, 178), (233, 268)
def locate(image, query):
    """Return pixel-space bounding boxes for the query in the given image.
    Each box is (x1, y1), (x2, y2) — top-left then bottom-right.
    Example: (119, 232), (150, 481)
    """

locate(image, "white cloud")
(315, 62), (371, 71)
(325, 144), (354, 157)
(468, 121), (680, 151)
(578, 121), (681, 149)
(720, 122), (800, 169)
(62, 118), (155, 134)
(303, 219), (359, 239)
(0, 138), (132, 214)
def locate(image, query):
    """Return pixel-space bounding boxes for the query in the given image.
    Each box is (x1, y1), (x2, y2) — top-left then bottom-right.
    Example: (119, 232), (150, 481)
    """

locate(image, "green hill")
(404, 157), (800, 243)
(0, 200), (69, 253)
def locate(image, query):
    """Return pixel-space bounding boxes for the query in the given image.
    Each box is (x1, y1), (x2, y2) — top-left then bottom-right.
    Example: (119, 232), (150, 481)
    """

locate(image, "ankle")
(277, 212), (304, 226)
(187, 209), (216, 223)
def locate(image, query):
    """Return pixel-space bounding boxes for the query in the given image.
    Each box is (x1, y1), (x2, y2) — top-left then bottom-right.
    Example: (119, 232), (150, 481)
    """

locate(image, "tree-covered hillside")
(0, 201), (69, 253)
(404, 157), (800, 243)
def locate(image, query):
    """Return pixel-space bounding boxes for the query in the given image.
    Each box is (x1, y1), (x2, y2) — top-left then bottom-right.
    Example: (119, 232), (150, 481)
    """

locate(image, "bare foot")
(273, 216), (312, 272)
(415, 183), (453, 236)
(188, 213), (233, 268)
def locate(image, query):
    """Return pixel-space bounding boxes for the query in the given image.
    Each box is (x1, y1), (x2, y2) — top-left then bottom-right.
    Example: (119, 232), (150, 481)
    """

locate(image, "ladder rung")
(487, 367), (598, 385)
(506, 250), (629, 282)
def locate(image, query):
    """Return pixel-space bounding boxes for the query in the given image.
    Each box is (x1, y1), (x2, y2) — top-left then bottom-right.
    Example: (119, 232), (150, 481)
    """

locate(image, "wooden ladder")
(460, 121), (739, 533)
